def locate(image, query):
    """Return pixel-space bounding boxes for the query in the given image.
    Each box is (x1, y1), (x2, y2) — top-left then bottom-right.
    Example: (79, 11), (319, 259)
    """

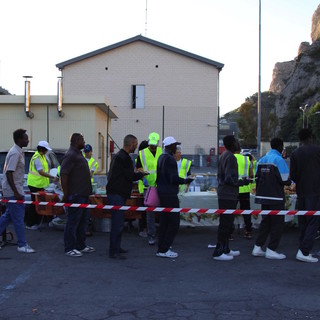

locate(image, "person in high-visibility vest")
(83, 144), (99, 185)
(243, 153), (257, 193)
(83, 144), (99, 236)
(136, 140), (149, 238)
(26, 141), (58, 230)
(234, 143), (254, 239)
(174, 145), (192, 193)
(135, 132), (162, 245)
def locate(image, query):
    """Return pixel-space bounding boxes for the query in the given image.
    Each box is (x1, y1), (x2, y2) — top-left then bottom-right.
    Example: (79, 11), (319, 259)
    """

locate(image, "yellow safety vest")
(234, 154), (251, 193)
(27, 151), (50, 188)
(87, 156), (99, 184)
(139, 147), (162, 187)
(134, 158), (144, 194)
(83, 154), (98, 184)
(179, 158), (191, 192)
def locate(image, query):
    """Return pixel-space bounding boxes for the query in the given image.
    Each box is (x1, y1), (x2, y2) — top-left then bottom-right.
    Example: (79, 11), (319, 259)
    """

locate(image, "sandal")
(65, 249), (83, 257)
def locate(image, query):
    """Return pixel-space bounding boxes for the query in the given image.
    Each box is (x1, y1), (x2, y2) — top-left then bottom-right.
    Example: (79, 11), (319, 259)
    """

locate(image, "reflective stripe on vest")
(27, 151), (49, 188)
(139, 147), (162, 187)
(234, 154), (251, 193)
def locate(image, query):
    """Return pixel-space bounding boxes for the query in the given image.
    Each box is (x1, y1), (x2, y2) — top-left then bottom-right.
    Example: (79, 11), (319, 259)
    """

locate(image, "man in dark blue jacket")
(156, 137), (193, 259)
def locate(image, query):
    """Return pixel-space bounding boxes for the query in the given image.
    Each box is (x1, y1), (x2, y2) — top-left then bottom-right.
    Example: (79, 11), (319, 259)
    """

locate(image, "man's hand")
(185, 177), (194, 185)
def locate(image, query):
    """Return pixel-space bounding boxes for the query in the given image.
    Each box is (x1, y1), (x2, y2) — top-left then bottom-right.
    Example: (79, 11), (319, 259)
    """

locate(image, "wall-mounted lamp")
(57, 76), (64, 117)
(23, 76), (34, 119)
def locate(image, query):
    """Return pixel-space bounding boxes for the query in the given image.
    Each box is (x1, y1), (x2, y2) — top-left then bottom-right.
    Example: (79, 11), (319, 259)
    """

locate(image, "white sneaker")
(156, 249), (178, 258)
(80, 246), (95, 253)
(17, 244), (35, 253)
(148, 237), (156, 245)
(252, 245), (265, 257)
(139, 231), (148, 238)
(213, 253), (234, 261)
(226, 250), (240, 257)
(265, 248), (286, 260)
(296, 249), (318, 263)
(26, 225), (39, 231)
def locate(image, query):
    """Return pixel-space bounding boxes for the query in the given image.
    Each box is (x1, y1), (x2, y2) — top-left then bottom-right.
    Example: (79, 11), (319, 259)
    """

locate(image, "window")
(132, 85), (145, 109)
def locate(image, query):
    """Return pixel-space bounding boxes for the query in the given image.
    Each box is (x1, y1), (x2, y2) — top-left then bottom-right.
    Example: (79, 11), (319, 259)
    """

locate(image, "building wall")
(61, 41), (219, 154)
(0, 103), (109, 173)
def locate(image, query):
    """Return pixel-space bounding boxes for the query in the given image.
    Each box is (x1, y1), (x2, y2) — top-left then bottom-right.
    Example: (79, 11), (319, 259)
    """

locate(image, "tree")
(237, 100), (257, 146)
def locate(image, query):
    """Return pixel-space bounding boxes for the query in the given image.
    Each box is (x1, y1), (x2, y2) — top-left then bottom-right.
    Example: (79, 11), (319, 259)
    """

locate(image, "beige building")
(0, 95), (117, 173)
(56, 35), (224, 158)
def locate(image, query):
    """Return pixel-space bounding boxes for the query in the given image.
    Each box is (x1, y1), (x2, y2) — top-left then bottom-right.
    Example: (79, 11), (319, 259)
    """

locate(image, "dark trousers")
(158, 194), (180, 253)
(238, 192), (252, 232)
(139, 212), (147, 231)
(213, 199), (237, 256)
(107, 193), (126, 256)
(64, 195), (90, 253)
(255, 203), (284, 251)
(296, 196), (320, 255)
(26, 186), (43, 226)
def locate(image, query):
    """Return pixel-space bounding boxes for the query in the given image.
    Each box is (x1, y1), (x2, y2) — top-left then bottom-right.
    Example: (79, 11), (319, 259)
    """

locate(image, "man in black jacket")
(106, 134), (148, 259)
(290, 128), (320, 263)
(212, 135), (249, 261)
(156, 137), (193, 259)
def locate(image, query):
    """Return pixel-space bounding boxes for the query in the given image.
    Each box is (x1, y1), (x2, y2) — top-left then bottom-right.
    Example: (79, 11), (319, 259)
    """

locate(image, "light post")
(257, 0), (262, 158)
(299, 104), (308, 128)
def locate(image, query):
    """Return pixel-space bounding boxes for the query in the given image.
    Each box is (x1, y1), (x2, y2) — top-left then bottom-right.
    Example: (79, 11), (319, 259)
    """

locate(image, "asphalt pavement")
(1, 221), (320, 320)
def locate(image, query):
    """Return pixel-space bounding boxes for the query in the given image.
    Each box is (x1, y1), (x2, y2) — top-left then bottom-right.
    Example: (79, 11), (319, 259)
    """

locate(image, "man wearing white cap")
(26, 141), (58, 230)
(156, 137), (193, 258)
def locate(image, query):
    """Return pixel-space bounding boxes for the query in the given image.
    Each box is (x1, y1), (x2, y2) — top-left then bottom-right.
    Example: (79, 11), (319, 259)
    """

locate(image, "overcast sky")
(0, 0), (319, 115)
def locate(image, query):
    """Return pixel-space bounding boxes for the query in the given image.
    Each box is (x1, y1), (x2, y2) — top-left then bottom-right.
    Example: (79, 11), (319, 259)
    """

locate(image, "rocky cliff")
(269, 4), (320, 121)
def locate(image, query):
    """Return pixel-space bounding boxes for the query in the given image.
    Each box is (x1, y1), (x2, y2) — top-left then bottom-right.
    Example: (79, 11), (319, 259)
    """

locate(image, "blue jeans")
(107, 193), (126, 256)
(64, 195), (90, 253)
(0, 196), (27, 247)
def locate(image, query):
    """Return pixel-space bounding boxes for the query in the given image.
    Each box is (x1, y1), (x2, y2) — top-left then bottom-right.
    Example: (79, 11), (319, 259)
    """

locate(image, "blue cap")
(84, 144), (92, 153)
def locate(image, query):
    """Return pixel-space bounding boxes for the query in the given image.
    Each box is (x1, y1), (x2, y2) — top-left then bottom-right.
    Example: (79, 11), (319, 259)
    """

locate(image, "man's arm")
(61, 174), (69, 202)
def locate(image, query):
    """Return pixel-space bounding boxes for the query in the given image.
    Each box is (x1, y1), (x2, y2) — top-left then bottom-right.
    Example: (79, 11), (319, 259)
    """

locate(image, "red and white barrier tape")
(1, 199), (319, 216)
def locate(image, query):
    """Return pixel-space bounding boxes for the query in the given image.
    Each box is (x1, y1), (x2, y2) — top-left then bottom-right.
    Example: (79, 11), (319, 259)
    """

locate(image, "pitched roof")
(56, 35), (224, 70)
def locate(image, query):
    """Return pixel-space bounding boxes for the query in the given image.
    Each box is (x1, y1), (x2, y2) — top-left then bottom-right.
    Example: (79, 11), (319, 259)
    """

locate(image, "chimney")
(23, 76), (34, 119)
(57, 76), (64, 117)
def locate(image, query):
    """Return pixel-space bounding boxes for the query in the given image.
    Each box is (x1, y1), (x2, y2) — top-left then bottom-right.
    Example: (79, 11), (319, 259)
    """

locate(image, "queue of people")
(1, 128), (320, 265)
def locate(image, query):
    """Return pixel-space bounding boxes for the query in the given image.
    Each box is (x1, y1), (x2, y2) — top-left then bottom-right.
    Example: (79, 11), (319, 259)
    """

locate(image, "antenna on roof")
(145, 0), (148, 36)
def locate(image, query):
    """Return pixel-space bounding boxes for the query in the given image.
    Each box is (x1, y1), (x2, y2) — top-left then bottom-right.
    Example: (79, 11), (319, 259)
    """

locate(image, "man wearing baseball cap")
(26, 140), (58, 230)
(156, 136), (193, 258)
(83, 144), (99, 185)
